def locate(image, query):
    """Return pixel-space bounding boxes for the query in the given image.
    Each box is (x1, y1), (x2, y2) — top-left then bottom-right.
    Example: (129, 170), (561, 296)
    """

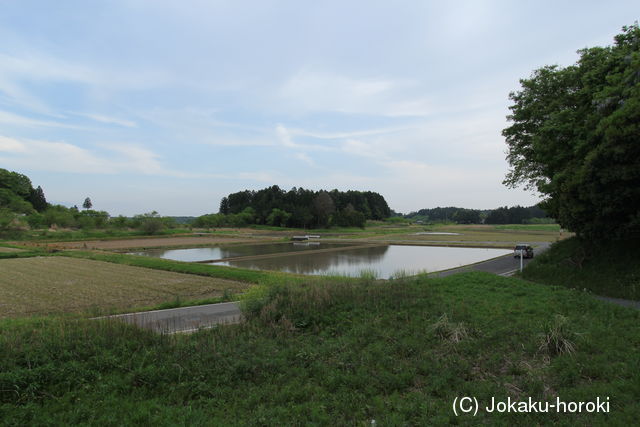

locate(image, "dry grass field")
(0, 257), (248, 317)
(0, 246), (23, 252)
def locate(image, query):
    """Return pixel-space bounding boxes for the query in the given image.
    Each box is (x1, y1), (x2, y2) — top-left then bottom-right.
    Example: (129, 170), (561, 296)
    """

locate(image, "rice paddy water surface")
(131, 243), (511, 278)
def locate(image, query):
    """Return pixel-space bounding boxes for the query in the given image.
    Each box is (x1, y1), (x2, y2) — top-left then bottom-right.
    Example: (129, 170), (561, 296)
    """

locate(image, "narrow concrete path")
(101, 302), (242, 333)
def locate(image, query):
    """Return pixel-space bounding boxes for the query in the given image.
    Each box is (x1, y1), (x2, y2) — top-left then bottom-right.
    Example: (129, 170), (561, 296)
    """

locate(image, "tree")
(312, 191), (335, 227)
(219, 197), (230, 214)
(82, 197), (93, 210)
(502, 24), (640, 239)
(452, 208), (481, 224)
(266, 208), (291, 227)
(135, 211), (164, 235)
(28, 186), (48, 212)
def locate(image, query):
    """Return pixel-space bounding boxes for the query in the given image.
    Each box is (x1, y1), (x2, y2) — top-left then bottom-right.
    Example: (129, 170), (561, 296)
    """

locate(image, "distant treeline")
(0, 168), (182, 237)
(194, 185), (391, 229)
(404, 205), (551, 225)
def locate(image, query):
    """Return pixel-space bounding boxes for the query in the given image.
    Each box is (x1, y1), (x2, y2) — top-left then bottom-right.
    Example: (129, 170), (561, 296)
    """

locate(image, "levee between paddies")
(0, 257), (248, 317)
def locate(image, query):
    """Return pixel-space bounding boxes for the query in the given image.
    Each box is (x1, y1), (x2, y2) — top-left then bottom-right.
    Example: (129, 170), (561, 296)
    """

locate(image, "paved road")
(435, 242), (550, 277)
(106, 242), (640, 334)
(103, 301), (242, 333)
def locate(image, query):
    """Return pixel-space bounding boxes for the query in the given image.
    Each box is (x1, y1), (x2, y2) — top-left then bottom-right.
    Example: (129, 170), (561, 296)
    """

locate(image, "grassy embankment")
(522, 237), (640, 300)
(1, 272), (638, 425)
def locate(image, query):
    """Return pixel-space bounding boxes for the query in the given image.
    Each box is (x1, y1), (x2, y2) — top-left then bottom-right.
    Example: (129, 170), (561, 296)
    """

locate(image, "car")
(513, 244), (534, 258)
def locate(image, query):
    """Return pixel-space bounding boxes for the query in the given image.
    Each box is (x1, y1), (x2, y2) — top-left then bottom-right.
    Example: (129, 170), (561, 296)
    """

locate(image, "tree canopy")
(0, 168), (48, 214)
(216, 186), (391, 229)
(502, 24), (640, 239)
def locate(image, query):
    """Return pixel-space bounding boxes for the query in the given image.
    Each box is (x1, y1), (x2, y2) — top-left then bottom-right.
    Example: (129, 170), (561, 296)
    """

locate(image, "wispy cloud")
(287, 125), (412, 140)
(294, 152), (315, 166)
(77, 113), (137, 128)
(1, 135), (181, 176)
(0, 110), (85, 130)
(278, 70), (434, 117)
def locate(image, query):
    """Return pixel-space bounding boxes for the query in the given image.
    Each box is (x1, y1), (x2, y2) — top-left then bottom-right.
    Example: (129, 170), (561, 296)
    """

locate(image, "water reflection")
(213, 245), (390, 275)
(213, 245), (511, 278)
(128, 242), (352, 262)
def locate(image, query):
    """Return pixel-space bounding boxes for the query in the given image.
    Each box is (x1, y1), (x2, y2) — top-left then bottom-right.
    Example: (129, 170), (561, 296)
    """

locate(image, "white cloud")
(79, 113), (137, 128)
(287, 125), (410, 140)
(0, 110), (84, 129)
(276, 124), (298, 148)
(294, 152), (314, 166)
(0, 135), (27, 153)
(0, 135), (177, 176)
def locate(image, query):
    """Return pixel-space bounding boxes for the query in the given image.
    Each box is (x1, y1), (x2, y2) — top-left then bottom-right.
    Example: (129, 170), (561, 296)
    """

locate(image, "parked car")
(513, 244), (534, 258)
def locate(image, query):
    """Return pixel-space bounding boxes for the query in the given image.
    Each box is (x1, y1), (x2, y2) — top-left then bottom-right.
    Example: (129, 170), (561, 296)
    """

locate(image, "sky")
(0, 1), (637, 216)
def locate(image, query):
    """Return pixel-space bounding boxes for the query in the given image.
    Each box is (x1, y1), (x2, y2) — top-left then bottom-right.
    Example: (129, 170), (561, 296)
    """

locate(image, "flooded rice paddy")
(131, 242), (511, 278)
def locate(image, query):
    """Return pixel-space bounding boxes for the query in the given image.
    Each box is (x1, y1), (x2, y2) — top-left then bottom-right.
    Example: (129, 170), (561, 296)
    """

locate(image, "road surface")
(435, 242), (550, 277)
(103, 301), (242, 333)
(108, 242), (639, 334)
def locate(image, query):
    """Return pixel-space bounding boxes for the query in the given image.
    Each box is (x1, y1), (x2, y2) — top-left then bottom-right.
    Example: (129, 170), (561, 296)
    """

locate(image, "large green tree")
(503, 24), (640, 239)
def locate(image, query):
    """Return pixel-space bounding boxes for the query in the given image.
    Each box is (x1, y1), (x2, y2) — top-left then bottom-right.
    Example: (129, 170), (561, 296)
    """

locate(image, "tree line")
(0, 168), (179, 237)
(404, 205), (551, 225)
(194, 185), (391, 229)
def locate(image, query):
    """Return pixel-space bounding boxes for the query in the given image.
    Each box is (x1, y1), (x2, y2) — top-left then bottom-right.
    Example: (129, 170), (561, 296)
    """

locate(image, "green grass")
(493, 224), (561, 232)
(58, 250), (277, 285)
(0, 249), (47, 260)
(3, 227), (195, 242)
(1, 272), (638, 425)
(523, 237), (640, 300)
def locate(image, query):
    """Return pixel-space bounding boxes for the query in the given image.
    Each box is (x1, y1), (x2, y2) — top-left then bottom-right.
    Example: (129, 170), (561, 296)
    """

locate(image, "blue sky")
(0, 1), (637, 216)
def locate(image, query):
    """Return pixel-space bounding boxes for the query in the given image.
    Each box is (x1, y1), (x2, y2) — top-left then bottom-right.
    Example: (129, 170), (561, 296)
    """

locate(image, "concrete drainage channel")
(96, 301), (243, 334)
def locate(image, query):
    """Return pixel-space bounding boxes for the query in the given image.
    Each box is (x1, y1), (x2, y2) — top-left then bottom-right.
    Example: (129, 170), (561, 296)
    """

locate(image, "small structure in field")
(291, 235), (321, 241)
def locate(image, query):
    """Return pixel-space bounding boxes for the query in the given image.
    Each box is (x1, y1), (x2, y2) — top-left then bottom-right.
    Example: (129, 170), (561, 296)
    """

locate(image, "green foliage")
(503, 24), (640, 239)
(407, 205), (549, 225)
(266, 208), (291, 227)
(28, 186), (48, 212)
(451, 208), (480, 224)
(331, 204), (366, 228)
(485, 205), (549, 224)
(0, 208), (27, 237)
(133, 211), (166, 235)
(0, 169), (48, 217)
(523, 236), (640, 300)
(0, 168), (33, 198)
(219, 185), (390, 229)
(42, 205), (77, 228)
(1, 273), (639, 424)
(61, 251), (274, 284)
(82, 197), (92, 210)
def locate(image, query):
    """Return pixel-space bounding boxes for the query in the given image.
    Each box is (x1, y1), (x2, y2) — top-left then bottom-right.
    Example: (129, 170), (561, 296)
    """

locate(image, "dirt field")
(0, 257), (248, 317)
(35, 235), (269, 251)
(0, 246), (23, 252)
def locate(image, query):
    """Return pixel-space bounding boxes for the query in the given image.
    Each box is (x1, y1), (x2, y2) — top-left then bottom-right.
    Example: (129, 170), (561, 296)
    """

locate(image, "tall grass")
(1, 272), (638, 424)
